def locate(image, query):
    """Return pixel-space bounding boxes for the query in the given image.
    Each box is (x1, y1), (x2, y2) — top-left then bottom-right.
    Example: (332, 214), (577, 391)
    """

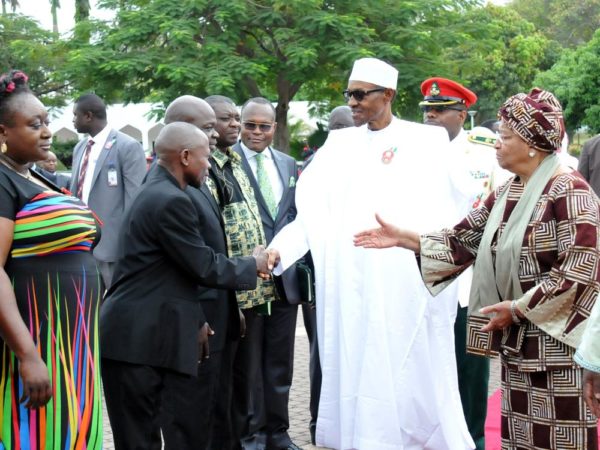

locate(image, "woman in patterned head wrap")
(354, 88), (600, 449)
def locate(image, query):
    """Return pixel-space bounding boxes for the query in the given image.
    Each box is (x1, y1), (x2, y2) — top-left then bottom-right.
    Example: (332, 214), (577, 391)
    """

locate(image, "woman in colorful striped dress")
(0, 70), (103, 449)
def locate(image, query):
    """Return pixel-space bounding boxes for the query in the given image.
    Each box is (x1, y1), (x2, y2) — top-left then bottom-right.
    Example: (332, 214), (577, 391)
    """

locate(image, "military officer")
(420, 77), (507, 450)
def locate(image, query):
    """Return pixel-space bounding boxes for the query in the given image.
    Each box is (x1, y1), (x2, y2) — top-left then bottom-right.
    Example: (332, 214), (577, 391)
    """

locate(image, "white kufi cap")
(348, 57), (398, 90)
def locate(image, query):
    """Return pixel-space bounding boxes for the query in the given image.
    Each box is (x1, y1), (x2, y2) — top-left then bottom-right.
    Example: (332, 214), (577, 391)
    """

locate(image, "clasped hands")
(252, 245), (281, 280)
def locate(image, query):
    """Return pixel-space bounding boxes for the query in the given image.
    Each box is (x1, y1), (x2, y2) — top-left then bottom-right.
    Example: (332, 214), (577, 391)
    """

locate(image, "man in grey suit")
(234, 97), (303, 450)
(70, 93), (147, 289)
(579, 133), (600, 196)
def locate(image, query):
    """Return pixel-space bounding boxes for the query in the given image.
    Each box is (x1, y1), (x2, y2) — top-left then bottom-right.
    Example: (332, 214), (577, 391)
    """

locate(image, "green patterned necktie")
(255, 152), (278, 218)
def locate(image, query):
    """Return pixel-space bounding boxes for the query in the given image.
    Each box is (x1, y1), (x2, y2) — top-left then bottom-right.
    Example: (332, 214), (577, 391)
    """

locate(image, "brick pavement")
(101, 308), (502, 449)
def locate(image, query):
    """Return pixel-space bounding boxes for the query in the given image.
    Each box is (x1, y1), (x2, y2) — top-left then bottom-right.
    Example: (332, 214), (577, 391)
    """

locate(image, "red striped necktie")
(76, 139), (94, 199)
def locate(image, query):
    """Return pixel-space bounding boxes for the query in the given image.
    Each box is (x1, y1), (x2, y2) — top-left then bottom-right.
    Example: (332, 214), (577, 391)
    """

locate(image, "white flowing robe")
(270, 118), (474, 450)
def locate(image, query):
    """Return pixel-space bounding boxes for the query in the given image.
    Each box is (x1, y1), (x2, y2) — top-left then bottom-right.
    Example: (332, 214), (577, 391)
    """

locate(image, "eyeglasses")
(343, 88), (385, 102)
(420, 105), (465, 113)
(243, 122), (273, 132)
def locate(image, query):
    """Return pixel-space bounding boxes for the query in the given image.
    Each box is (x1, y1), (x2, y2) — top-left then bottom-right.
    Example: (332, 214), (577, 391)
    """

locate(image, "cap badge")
(430, 82), (440, 96)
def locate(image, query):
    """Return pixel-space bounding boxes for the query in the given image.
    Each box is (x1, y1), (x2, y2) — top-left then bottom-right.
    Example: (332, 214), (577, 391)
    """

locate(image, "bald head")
(155, 122), (211, 188)
(164, 95), (219, 151)
(155, 122), (206, 159)
(328, 106), (354, 131)
(38, 150), (58, 173)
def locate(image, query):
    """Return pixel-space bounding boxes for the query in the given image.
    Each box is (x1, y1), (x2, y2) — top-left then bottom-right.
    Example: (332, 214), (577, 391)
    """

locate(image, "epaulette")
(468, 134), (496, 147)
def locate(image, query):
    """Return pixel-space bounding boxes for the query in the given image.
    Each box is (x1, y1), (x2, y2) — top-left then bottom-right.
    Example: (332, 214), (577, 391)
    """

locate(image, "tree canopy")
(443, 4), (557, 122)
(0, 14), (68, 107)
(62, 0), (482, 149)
(509, 0), (600, 48)
(4, 0), (600, 151)
(535, 28), (600, 133)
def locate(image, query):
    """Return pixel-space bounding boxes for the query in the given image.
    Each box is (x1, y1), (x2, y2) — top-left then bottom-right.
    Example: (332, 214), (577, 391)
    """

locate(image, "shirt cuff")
(574, 350), (600, 373)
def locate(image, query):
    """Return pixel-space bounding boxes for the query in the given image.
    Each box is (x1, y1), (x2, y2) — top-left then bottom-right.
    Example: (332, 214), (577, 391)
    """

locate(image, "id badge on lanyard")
(106, 137), (118, 187)
(107, 164), (118, 186)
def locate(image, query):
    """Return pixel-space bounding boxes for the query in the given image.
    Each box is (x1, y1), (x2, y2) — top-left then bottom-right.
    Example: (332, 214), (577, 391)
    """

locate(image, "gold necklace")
(0, 154), (34, 181)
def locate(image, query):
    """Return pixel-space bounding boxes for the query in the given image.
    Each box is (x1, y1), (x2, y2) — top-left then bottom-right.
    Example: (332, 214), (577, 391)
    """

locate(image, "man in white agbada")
(268, 58), (474, 449)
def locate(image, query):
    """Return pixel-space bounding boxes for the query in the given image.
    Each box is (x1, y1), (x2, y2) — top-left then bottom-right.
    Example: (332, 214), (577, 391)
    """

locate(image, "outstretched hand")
(353, 214), (401, 248)
(354, 214), (421, 252)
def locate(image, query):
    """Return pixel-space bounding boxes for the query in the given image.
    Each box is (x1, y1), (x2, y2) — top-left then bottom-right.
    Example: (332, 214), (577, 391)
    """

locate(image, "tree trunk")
(274, 100), (290, 153)
(74, 0), (91, 41)
(75, 0), (90, 22)
(274, 74), (301, 154)
(51, 0), (59, 34)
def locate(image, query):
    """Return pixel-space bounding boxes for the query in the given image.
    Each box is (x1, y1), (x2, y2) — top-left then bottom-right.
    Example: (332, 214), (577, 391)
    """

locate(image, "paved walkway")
(101, 308), (502, 449)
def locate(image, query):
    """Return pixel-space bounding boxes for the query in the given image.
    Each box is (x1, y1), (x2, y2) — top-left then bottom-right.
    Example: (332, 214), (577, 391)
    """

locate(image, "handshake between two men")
(252, 246), (281, 280)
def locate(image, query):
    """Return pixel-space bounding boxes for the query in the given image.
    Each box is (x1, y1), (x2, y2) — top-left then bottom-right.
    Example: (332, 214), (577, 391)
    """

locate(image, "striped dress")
(0, 165), (102, 449)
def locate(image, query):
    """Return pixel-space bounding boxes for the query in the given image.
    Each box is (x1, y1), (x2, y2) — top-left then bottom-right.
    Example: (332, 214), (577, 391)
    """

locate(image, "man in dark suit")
(202, 95), (280, 450)
(234, 97), (303, 450)
(101, 122), (272, 450)
(579, 133), (600, 196)
(159, 95), (240, 449)
(35, 150), (71, 189)
(70, 93), (147, 289)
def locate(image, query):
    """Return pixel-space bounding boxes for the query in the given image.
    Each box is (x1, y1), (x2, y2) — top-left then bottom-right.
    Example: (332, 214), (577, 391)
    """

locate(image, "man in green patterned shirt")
(205, 95), (280, 450)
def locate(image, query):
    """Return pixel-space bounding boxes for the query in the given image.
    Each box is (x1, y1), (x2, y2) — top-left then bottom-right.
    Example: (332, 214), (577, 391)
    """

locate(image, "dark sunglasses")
(243, 122), (273, 132)
(343, 88), (385, 102)
(420, 105), (465, 113)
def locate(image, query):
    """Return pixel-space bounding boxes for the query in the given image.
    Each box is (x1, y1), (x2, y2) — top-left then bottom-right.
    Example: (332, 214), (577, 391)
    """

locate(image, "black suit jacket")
(234, 142), (302, 304)
(34, 167), (71, 190)
(186, 184), (241, 353)
(100, 165), (257, 376)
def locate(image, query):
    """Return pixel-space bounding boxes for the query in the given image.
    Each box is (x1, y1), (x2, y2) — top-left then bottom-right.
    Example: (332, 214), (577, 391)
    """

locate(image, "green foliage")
(535, 29), (600, 133)
(307, 123), (328, 149)
(51, 138), (78, 169)
(0, 14), (69, 107)
(509, 0), (600, 48)
(442, 5), (557, 123)
(62, 0), (482, 151)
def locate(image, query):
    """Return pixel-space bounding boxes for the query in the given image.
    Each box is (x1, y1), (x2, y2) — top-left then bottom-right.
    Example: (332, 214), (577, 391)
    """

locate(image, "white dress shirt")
(240, 142), (284, 206)
(80, 124), (112, 204)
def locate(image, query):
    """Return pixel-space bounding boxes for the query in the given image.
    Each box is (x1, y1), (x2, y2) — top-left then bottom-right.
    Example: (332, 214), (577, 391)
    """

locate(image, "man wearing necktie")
(70, 93), (147, 289)
(233, 97), (304, 450)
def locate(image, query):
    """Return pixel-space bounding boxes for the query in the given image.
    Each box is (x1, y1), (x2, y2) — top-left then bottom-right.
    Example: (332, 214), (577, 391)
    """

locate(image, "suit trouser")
(301, 303), (321, 443)
(454, 305), (490, 450)
(211, 338), (240, 450)
(227, 308), (264, 450)
(247, 299), (299, 450)
(102, 357), (220, 450)
(163, 351), (223, 449)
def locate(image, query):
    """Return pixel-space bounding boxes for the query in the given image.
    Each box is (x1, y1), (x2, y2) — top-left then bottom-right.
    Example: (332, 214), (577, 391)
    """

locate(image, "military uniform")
(420, 78), (507, 450)
(448, 127), (502, 450)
